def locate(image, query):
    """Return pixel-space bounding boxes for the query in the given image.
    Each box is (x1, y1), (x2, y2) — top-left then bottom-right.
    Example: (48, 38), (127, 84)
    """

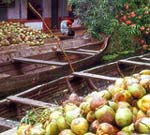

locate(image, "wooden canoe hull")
(14, 54), (150, 104)
(0, 51), (103, 98)
(0, 53), (150, 132)
(0, 38), (109, 98)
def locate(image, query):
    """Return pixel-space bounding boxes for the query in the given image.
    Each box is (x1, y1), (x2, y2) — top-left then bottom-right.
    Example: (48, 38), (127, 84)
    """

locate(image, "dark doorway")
(51, 0), (58, 29)
(0, 8), (7, 21)
(68, 4), (75, 18)
(27, 0), (43, 20)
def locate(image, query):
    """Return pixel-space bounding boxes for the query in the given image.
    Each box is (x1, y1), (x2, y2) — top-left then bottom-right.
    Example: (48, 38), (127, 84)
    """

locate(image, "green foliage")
(116, 2), (150, 45)
(68, 0), (150, 60)
(68, 0), (117, 39)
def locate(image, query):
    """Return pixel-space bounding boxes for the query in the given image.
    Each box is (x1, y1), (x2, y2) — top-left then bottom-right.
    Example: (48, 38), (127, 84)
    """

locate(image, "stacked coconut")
(16, 69), (150, 135)
(0, 21), (53, 46)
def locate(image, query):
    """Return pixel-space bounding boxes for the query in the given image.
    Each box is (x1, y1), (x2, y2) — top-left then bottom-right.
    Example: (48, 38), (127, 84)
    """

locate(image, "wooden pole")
(28, 2), (74, 72)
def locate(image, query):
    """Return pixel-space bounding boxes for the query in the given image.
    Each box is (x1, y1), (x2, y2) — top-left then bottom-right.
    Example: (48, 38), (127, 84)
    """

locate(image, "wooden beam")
(139, 54), (150, 58)
(13, 57), (67, 66)
(69, 41), (100, 49)
(119, 59), (150, 66)
(57, 50), (95, 56)
(7, 96), (58, 108)
(140, 57), (150, 61)
(77, 49), (100, 53)
(0, 127), (17, 135)
(0, 74), (11, 79)
(73, 72), (119, 81)
(0, 117), (19, 129)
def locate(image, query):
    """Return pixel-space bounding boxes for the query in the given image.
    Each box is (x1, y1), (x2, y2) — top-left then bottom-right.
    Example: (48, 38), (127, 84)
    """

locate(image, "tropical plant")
(115, 1), (150, 50)
(68, 0), (117, 39)
(68, 0), (150, 60)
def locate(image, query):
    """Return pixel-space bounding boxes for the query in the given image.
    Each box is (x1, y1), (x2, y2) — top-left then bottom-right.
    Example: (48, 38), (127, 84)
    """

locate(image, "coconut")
(136, 110), (146, 120)
(112, 90), (133, 102)
(108, 101), (118, 111)
(140, 70), (150, 75)
(97, 90), (112, 100)
(63, 103), (78, 112)
(56, 116), (70, 131)
(135, 117), (150, 134)
(128, 83), (146, 99)
(121, 123), (134, 134)
(65, 107), (81, 125)
(86, 111), (95, 123)
(96, 122), (118, 135)
(50, 110), (63, 121)
(71, 117), (89, 135)
(90, 96), (107, 111)
(137, 94), (150, 112)
(95, 105), (115, 124)
(80, 101), (91, 116)
(58, 129), (76, 135)
(115, 107), (133, 127)
(89, 120), (99, 133)
(45, 120), (59, 135)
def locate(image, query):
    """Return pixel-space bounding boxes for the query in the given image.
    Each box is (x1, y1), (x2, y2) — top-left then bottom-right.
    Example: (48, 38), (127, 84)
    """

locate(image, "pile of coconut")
(15, 69), (150, 135)
(0, 21), (53, 46)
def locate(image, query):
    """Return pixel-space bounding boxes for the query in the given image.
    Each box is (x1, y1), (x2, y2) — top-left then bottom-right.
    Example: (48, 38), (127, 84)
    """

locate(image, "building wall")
(7, 0), (69, 30)
(43, 0), (51, 18)
(21, 0), (27, 19)
(7, 0), (20, 19)
(58, 0), (68, 18)
(7, 0), (68, 19)
(7, 0), (27, 20)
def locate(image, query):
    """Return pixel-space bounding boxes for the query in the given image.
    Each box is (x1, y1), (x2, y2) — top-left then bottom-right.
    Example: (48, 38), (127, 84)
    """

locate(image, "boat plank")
(7, 96), (57, 108)
(0, 117), (19, 129)
(73, 72), (119, 81)
(0, 63), (18, 74)
(140, 57), (150, 61)
(119, 59), (150, 66)
(0, 74), (11, 79)
(57, 50), (95, 56)
(1, 127), (17, 135)
(77, 49), (100, 53)
(13, 57), (67, 66)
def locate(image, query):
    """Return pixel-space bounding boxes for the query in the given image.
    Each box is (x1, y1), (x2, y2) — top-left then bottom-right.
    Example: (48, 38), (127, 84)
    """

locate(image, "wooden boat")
(0, 36), (92, 64)
(0, 29), (85, 61)
(0, 37), (110, 98)
(0, 53), (150, 133)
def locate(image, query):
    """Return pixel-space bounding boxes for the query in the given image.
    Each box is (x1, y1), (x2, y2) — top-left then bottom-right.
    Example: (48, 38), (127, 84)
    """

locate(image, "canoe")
(0, 53), (150, 132)
(0, 37), (110, 98)
(0, 29), (85, 61)
(0, 36), (93, 64)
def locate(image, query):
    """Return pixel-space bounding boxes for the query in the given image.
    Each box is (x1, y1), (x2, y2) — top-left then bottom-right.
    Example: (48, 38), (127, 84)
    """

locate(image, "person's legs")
(68, 29), (75, 36)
